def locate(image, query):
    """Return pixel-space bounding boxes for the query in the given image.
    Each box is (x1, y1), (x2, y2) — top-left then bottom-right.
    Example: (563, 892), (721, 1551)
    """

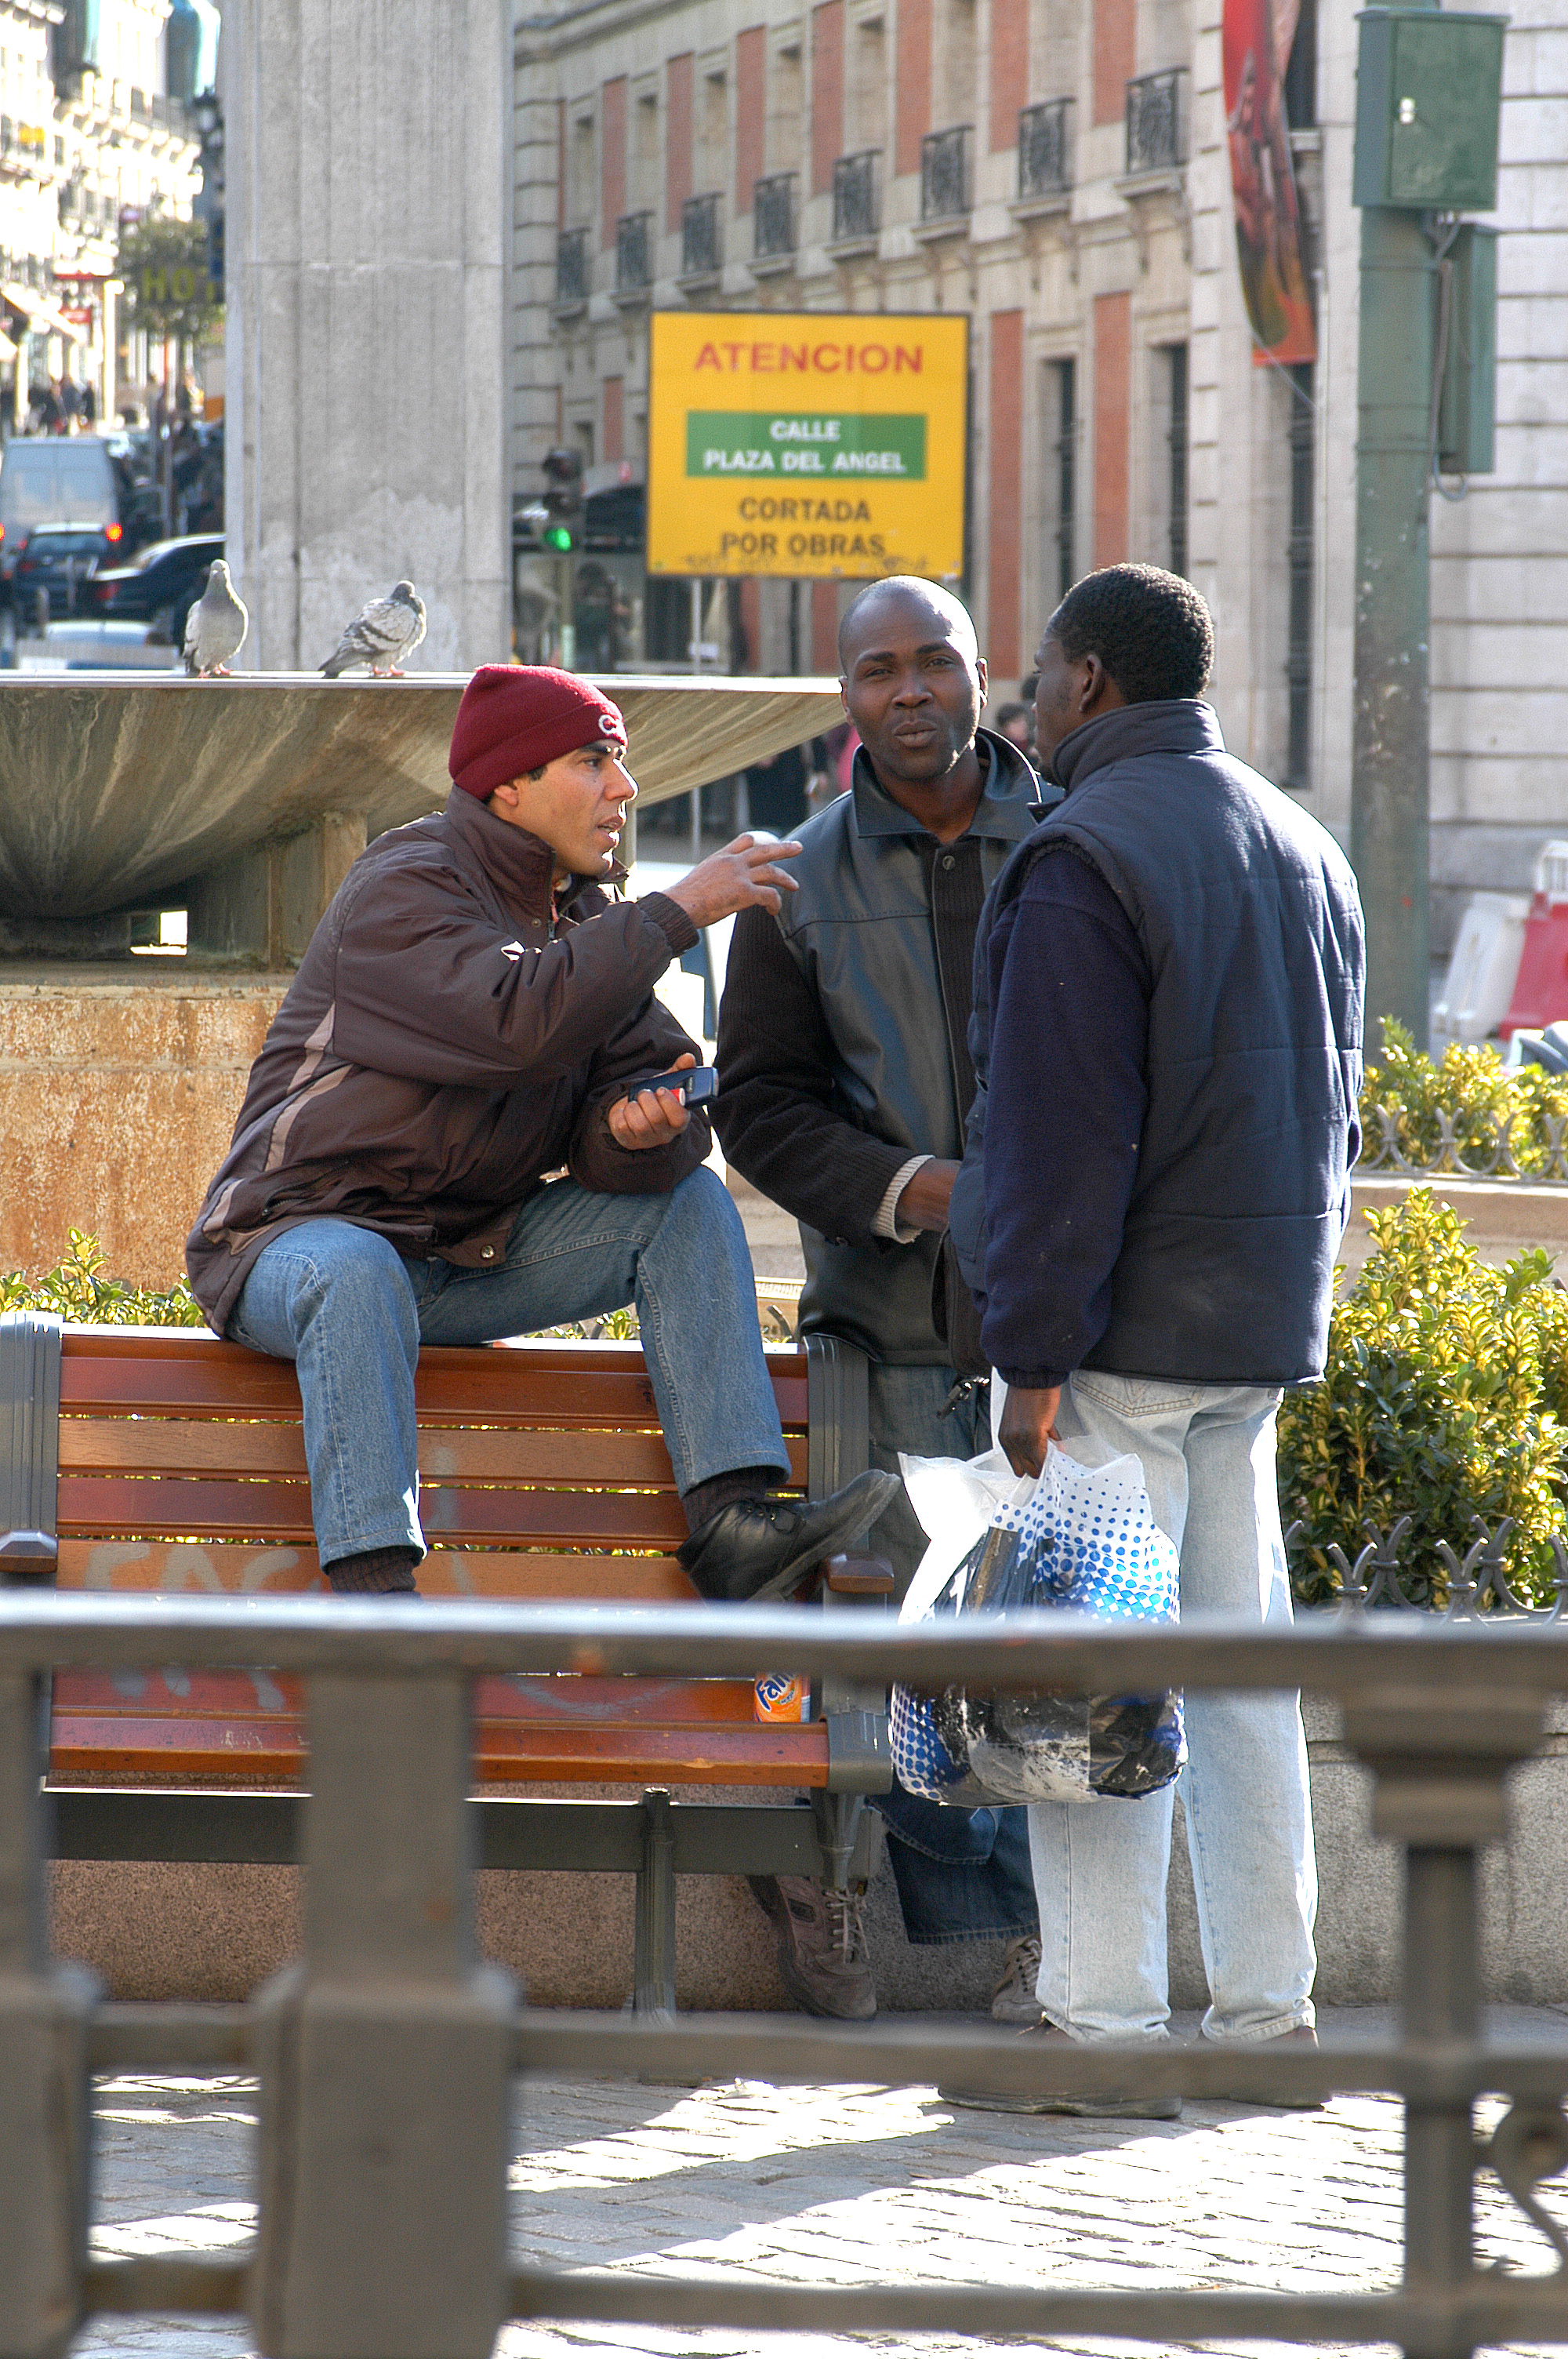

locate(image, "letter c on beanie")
(448, 666), (629, 799)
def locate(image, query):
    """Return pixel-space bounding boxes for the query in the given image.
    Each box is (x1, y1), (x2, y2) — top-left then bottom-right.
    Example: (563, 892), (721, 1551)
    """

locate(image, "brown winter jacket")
(186, 787), (705, 1333)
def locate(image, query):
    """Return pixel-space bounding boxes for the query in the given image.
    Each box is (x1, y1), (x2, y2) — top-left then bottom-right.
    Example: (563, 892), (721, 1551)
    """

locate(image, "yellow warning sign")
(647, 310), (969, 580)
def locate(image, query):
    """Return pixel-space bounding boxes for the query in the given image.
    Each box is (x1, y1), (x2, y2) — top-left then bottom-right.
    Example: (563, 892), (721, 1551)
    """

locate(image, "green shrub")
(0, 1231), (207, 1328)
(1359, 1020), (1568, 1175)
(1279, 1188), (1568, 1608)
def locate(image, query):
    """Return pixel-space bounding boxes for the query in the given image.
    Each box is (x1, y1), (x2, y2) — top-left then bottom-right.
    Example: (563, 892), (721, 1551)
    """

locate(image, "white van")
(0, 437), (118, 550)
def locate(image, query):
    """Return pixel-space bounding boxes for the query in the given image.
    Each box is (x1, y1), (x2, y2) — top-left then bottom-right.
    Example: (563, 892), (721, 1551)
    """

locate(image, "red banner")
(1223, 0), (1316, 365)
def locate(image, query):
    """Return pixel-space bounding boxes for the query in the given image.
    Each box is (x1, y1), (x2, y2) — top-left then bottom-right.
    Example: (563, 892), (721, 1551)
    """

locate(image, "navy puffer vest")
(961, 700), (1365, 1387)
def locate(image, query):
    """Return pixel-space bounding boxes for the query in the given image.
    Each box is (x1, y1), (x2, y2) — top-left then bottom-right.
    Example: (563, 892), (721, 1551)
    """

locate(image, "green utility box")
(1437, 221), (1498, 472)
(1354, 8), (1508, 211)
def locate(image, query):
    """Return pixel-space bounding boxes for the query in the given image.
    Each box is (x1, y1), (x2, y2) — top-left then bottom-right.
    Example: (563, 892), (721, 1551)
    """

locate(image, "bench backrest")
(16, 1323), (840, 1790)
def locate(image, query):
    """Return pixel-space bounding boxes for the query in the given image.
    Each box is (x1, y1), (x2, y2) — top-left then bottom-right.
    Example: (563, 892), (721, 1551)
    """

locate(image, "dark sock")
(681, 1466), (781, 1538)
(325, 1546), (421, 1595)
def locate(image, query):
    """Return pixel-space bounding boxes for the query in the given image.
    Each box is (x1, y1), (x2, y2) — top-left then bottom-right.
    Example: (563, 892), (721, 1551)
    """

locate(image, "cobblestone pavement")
(78, 2009), (1568, 2359)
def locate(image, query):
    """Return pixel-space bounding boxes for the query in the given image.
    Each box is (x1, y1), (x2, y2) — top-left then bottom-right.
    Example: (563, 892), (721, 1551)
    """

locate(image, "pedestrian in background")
(946, 564), (1364, 2118)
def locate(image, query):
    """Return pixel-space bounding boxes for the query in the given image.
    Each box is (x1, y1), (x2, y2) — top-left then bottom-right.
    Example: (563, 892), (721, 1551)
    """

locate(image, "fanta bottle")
(754, 1673), (808, 1723)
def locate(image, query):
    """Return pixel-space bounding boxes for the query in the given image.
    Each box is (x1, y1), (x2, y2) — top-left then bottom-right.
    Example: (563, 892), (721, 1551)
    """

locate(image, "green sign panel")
(686, 411), (927, 481)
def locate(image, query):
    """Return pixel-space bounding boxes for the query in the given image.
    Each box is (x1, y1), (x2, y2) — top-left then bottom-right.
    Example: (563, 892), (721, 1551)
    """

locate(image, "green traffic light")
(543, 525), (574, 552)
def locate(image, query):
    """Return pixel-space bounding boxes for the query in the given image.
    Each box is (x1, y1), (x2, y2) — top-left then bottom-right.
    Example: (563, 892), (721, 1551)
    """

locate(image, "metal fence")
(1125, 67), (1186, 175)
(554, 228), (588, 306)
(832, 149), (878, 243)
(9, 1590), (1568, 2359)
(752, 171), (795, 259)
(1018, 98), (1072, 201)
(681, 191), (720, 279)
(1360, 1103), (1568, 1185)
(921, 125), (971, 222)
(614, 212), (652, 296)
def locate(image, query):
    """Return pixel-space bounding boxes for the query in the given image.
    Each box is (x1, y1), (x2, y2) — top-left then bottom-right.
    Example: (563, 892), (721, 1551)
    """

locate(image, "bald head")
(838, 576), (978, 673)
(837, 575), (987, 801)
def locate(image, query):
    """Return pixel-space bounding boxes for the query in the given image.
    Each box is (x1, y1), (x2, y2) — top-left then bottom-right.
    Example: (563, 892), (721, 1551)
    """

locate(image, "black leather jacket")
(716, 730), (1052, 1362)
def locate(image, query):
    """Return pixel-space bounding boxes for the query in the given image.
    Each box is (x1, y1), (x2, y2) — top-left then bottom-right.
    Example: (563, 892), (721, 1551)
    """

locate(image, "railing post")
(253, 1667), (515, 2359)
(1342, 1681), (1548, 2359)
(0, 1669), (96, 2359)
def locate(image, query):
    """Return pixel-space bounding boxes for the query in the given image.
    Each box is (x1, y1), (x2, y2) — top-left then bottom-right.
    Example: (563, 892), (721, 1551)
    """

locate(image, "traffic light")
(542, 446), (584, 553)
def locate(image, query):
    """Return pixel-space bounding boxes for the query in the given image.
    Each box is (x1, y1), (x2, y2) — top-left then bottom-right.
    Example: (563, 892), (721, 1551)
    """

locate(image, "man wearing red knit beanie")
(187, 665), (895, 1599)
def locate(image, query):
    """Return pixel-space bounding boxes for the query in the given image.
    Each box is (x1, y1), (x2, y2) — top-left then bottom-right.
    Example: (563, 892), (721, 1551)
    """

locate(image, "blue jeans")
(229, 1169), (791, 1565)
(1027, 1371), (1317, 2044)
(864, 1359), (1037, 1948)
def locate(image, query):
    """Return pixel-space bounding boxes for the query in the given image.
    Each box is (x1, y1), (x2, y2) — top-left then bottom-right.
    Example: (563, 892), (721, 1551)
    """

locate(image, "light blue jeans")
(228, 1169), (791, 1566)
(1027, 1370), (1317, 2045)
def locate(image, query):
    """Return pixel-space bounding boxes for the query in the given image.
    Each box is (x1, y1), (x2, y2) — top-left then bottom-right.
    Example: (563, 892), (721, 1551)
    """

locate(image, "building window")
(920, 125), (970, 222)
(1018, 99), (1071, 201)
(681, 191), (720, 278)
(1167, 343), (1189, 579)
(1286, 362), (1315, 791)
(832, 149), (877, 242)
(1046, 356), (1076, 602)
(1283, 0), (1316, 130)
(1124, 69), (1186, 176)
(753, 169), (794, 257)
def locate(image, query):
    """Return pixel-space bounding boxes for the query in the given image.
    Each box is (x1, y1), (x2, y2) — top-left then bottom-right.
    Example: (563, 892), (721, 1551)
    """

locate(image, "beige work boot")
(749, 1874), (877, 2021)
(989, 1933), (1045, 2025)
(941, 2022), (1182, 2120)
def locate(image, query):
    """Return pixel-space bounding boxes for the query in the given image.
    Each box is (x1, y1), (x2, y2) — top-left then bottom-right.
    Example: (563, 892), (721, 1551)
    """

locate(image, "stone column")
(220, 0), (510, 672)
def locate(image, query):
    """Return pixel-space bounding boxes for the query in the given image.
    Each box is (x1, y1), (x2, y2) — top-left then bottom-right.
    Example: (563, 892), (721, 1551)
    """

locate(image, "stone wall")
(0, 968), (285, 1288)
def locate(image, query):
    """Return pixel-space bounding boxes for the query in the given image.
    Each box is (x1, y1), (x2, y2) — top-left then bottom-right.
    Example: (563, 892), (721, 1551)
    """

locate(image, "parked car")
(9, 522), (124, 621)
(0, 437), (119, 594)
(86, 533), (225, 646)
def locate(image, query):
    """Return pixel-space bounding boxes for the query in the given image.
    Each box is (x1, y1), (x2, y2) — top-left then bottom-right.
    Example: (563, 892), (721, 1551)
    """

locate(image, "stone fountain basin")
(0, 671), (844, 919)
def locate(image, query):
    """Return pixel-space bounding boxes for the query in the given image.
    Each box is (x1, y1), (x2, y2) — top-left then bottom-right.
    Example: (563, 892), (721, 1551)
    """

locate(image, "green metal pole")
(1352, 202), (1436, 1054)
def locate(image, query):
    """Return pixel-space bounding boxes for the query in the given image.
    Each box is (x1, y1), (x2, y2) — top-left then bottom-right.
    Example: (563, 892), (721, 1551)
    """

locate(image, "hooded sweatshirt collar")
(441, 784), (618, 922)
(1050, 699), (1225, 796)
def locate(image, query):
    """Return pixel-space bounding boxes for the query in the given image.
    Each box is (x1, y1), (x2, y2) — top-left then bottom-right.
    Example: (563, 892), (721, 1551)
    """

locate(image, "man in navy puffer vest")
(946, 565), (1364, 2117)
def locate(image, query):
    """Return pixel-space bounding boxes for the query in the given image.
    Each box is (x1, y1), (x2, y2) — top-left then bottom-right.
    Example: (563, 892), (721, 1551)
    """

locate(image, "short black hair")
(1047, 565), (1214, 703)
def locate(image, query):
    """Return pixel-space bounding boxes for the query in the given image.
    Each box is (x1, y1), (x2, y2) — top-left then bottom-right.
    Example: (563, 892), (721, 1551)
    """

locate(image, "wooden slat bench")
(0, 1313), (892, 2012)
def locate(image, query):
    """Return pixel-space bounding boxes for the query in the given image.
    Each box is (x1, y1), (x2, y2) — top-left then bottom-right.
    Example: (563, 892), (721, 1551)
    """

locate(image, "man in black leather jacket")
(716, 576), (1047, 2024)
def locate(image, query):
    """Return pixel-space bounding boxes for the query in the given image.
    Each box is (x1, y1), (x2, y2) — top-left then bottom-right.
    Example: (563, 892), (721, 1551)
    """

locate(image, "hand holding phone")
(605, 1056), (715, 1152)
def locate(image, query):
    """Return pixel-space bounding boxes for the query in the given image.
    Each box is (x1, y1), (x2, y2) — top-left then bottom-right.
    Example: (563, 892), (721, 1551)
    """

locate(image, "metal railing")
(920, 124), (971, 221)
(1125, 67), (1186, 174)
(681, 191), (720, 278)
(554, 227), (588, 305)
(752, 170), (795, 258)
(8, 1588), (1568, 2357)
(832, 148), (878, 242)
(1018, 97), (1072, 200)
(1359, 1102), (1568, 1185)
(615, 210), (652, 295)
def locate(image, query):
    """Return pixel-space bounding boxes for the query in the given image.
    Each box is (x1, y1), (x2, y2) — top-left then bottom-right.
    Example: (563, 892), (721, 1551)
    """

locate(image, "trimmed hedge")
(1279, 1187), (1568, 1608)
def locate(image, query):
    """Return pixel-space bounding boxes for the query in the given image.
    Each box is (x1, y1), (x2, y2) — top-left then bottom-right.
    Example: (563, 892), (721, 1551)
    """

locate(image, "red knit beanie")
(448, 665), (628, 799)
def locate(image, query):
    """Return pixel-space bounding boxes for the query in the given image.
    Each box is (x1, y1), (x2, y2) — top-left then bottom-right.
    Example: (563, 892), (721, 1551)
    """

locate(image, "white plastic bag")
(891, 1441), (1185, 1807)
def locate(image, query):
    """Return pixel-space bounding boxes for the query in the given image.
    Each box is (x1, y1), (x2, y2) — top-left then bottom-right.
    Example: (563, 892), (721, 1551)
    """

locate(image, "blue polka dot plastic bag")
(891, 1443), (1185, 1807)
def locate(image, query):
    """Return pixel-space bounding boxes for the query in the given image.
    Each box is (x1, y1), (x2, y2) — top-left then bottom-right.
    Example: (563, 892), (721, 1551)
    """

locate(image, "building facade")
(511, 0), (1563, 941)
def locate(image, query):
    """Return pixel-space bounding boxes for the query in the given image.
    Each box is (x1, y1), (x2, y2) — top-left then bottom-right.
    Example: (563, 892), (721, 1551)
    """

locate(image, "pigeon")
(183, 559), (249, 677)
(319, 580), (427, 678)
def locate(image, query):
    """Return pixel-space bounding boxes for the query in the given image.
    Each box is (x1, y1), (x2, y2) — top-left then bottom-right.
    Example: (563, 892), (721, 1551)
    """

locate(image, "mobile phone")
(630, 1064), (719, 1106)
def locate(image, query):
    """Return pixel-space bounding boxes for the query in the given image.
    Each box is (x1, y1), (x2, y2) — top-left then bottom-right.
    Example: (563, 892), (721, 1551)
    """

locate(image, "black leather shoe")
(678, 1469), (901, 1603)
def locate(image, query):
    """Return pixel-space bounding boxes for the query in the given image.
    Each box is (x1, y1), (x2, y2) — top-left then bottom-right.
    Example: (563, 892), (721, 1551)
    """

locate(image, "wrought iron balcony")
(681, 191), (721, 279)
(1124, 68), (1186, 176)
(554, 227), (588, 306)
(752, 171), (795, 260)
(1018, 98), (1071, 202)
(920, 125), (970, 223)
(615, 210), (653, 296)
(832, 150), (878, 243)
